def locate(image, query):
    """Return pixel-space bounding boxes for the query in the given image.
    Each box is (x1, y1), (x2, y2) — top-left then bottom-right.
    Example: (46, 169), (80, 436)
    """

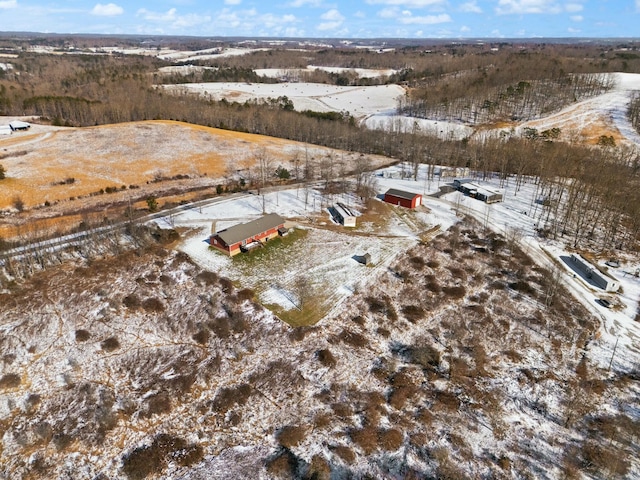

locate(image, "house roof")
(335, 202), (356, 218)
(384, 188), (421, 201)
(9, 120), (30, 129)
(214, 213), (285, 246)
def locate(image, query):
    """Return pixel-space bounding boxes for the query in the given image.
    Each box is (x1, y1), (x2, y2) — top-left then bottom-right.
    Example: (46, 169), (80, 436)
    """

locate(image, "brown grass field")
(0, 120), (376, 241)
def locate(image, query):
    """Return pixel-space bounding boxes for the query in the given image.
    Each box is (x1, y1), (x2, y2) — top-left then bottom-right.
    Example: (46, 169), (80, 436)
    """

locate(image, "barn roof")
(214, 213), (285, 246)
(384, 188), (421, 201)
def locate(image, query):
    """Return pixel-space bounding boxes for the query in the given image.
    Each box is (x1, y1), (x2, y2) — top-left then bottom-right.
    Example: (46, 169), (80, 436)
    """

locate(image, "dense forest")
(1, 39), (640, 252)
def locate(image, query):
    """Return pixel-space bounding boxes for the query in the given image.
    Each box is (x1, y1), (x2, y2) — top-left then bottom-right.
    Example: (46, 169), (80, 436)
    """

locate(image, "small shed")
(9, 120), (30, 131)
(355, 253), (372, 265)
(332, 202), (357, 227)
(383, 188), (422, 209)
(210, 213), (286, 256)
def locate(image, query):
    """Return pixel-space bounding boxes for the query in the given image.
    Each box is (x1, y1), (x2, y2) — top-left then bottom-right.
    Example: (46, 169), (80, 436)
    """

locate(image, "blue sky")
(0, 1), (638, 39)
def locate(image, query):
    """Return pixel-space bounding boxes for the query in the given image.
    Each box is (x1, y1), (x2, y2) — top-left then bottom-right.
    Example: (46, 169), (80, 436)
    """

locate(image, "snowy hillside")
(2, 164), (639, 479)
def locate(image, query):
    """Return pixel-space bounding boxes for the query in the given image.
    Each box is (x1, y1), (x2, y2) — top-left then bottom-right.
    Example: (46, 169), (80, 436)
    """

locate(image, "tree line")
(0, 43), (639, 251)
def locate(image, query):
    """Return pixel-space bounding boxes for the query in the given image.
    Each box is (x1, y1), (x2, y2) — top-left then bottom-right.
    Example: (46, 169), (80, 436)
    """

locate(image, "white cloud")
(289, 0), (324, 6)
(565, 3), (583, 13)
(568, 27), (581, 33)
(379, 7), (400, 18)
(570, 15), (583, 22)
(0, 0), (17, 8)
(636, 0), (640, 11)
(496, 0), (562, 15)
(136, 8), (211, 29)
(317, 7), (345, 29)
(398, 13), (452, 24)
(91, 3), (123, 16)
(224, 0), (242, 5)
(366, 0), (446, 7)
(459, 1), (482, 13)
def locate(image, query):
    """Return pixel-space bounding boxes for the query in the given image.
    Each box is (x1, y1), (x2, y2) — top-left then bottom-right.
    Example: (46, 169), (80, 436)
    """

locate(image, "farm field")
(0, 119), (393, 239)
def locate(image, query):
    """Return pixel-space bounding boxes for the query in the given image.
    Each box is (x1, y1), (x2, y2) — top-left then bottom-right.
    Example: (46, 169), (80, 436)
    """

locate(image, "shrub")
(378, 428), (403, 451)
(275, 425), (307, 448)
(219, 277), (234, 293)
(331, 402), (354, 419)
(122, 294), (141, 309)
(336, 329), (368, 348)
(192, 328), (210, 345)
(101, 337), (120, 352)
(265, 448), (300, 478)
(409, 256), (425, 269)
(388, 385), (418, 409)
(307, 454), (331, 480)
(122, 435), (199, 480)
(207, 316), (230, 338)
(288, 326), (314, 341)
(434, 390), (460, 412)
(12, 195), (24, 212)
(330, 445), (355, 463)
(376, 327), (390, 338)
(142, 297), (164, 313)
(580, 440), (630, 477)
(195, 271), (218, 286)
(236, 288), (255, 302)
(316, 349), (337, 368)
(172, 444), (203, 467)
(442, 285), (466, 299)
(403, 344), (441, 369)
(350, 426), (378, 454)
(209, 383), (252, 414)
(313, 412), (333, 430)
(0, 373), (21, 389)
(366, 296), (386, 313)
(75, 329), (91, 342)
(402, 304), (425, 323)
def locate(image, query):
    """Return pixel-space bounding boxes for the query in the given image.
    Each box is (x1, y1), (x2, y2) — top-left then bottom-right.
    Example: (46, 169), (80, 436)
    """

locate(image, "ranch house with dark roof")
(210, 213), (286, 257)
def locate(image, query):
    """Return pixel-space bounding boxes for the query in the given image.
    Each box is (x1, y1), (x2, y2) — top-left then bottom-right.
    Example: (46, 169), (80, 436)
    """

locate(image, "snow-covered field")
(168, 161), (640, 370)
(255, 65), (398, 79)
(161, 72), (640, 144)
(162, 81), (405, 119)
(513, 72), (640, 147)
(172, 184), (450, 322)
(161, 81), (473, 139)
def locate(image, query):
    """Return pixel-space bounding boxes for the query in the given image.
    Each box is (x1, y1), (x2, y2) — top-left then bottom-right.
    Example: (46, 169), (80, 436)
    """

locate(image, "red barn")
(210, 213), (286, 256)
(383, 188), (422, 209)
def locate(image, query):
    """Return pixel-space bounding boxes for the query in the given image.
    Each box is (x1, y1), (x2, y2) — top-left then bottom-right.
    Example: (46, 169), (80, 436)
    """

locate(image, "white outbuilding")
(9, 120), (30, 131)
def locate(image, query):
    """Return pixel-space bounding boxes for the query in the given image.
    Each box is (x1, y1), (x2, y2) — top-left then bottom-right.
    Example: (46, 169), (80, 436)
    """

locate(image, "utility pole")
(608, 336), (619, 372)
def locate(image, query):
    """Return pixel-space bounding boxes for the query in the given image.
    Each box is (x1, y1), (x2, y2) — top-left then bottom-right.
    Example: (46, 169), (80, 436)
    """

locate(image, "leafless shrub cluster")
(275, 425), (307, 448)
(316, 348), (337, 368)
(121, 434), (203, 479)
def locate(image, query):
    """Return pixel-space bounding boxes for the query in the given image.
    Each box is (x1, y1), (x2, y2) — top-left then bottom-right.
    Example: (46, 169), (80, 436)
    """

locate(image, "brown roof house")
(210, 213), (286, 256)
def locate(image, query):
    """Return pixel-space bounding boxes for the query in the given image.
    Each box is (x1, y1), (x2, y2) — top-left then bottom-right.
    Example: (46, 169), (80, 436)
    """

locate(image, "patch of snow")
(160, 82), (406, 120)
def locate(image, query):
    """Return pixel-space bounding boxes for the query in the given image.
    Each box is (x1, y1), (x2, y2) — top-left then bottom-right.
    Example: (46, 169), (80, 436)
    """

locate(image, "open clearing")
(174, 186), (451, 325)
